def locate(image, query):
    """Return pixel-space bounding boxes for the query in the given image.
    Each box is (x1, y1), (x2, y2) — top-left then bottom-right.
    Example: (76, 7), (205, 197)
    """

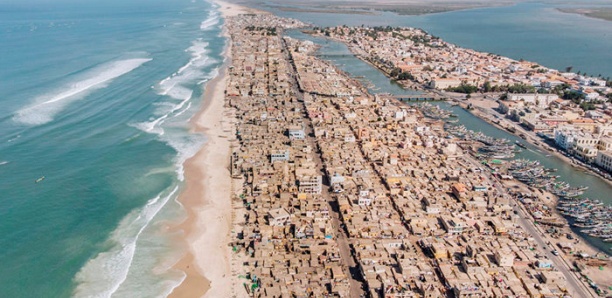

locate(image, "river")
(287, 29), (612, 253)
(268, 2), (612, 78)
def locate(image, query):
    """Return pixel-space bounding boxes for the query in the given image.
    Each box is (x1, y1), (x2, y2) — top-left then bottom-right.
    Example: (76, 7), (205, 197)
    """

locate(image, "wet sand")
(167, 1), (259, 297)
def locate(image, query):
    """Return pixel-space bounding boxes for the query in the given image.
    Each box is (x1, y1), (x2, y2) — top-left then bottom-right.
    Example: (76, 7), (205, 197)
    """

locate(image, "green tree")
(562, 90), (585, 102)
(390, 67), (401, 78)
(580, 102), (595, 111)
(398, 72), (414, 80)
(447, 83), (478, 94)
(483, 81), (492, 93)
(507, 83), (535, 94)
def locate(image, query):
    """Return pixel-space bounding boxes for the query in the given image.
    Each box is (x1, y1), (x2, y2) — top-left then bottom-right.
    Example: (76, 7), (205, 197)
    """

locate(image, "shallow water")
(0, 0), (225, 296)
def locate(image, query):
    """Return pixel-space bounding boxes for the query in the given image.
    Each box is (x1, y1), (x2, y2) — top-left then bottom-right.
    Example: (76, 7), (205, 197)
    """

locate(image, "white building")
(554, 127), (576, 151)
(574, 144), (598, 163)
(270, 150), (290, 162)
(596, 151), (612, 173)
(288, 125), (305, 140)
(584, 91), (600, 101)
(268, 208), (291, 226)
(358, 196), (372, 207)
(330, 173), (345, 185)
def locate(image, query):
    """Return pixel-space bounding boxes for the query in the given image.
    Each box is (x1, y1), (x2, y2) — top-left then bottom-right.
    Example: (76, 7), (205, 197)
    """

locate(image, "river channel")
(287, 29), (612, 253)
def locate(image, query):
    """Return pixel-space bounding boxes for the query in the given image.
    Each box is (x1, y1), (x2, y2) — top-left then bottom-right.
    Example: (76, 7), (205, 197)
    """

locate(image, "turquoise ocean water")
(0, 0), (224, 296)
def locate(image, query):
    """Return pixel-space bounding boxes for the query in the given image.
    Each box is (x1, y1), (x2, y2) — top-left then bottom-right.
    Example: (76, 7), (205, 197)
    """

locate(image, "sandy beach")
(168, 59), (232, 297)
(168, 1), (257, 297)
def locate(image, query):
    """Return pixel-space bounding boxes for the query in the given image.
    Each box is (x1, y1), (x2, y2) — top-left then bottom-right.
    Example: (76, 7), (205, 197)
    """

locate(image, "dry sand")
(168, 62), (232, 297)
(216, 0), (267, 17)
(167, 1), (256, 297)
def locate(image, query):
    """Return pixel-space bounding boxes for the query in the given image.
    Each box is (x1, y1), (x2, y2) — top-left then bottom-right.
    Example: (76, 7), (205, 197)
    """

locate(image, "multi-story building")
(596, 151), (612, 173)
(507, 93), (559, 108)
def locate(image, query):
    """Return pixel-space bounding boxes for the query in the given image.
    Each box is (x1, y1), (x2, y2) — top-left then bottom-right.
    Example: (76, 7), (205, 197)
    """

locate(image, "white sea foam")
(200, 10), (219, 31)
(7, 135), (20, 142)
(72, 186), (178, 298)
(166, 133), (206, 181)
(131, 95), (192, 136)
(131, 36), (217, 184)
(156, 41), (212, 102)
(0, 161), (8, 166)
(13, 58), (151, 126)
(131, 5), (223, 171)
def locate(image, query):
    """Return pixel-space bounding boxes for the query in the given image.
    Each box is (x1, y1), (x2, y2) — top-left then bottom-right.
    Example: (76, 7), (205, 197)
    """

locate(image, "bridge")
(392, 94), (443, 101)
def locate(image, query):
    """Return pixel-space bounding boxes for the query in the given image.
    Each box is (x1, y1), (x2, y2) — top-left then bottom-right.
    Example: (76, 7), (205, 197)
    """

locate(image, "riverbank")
(168, 1), (253, 297)
(462, 95), (612, 187)
(448, 98), (611, 292)
(558, 7), (612, 22)
(457, 97), (612, 251)
(306, 28), (611, 290)
(259, 0), (515, 16)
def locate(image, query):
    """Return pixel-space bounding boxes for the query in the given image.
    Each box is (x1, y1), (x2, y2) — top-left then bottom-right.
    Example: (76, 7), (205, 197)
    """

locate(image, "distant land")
(558, 7), (612, 22)
(233, 0), (516, 16)
(275, 7), (375, 15)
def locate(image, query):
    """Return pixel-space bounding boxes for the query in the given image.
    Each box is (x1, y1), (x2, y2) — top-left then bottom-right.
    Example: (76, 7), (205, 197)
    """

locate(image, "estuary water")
(270, 1), (612, 78)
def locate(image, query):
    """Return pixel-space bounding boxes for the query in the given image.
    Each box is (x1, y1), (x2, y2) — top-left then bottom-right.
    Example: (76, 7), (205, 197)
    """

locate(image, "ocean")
(0, 0), (224, 296)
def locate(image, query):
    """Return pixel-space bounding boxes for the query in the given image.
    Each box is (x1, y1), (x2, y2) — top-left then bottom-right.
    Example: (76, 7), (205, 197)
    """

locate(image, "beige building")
(429, 78), (462, 89)
(268, 208), (291, 226)
(507, 93), (558, 108)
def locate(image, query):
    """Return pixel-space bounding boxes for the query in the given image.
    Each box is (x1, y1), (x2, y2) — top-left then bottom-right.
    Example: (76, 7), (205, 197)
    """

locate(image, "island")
(172, 3), (611, 297)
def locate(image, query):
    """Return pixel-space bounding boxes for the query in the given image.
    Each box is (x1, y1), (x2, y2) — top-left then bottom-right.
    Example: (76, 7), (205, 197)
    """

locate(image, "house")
(429, 78), (462, 89)
(298, 175), (323, 194)
(441, 217), (467, 235)
(288, 125), (305, 140)
(271, 150), (290, 162)
(493, 250), (514, 267)
(268, 208), (291, 226)
(596, 151), (612, 173)
(452, 183), (468, 200)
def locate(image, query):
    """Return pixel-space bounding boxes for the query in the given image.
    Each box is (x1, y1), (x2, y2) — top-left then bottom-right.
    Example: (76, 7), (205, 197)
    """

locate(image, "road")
(281, 37), (366, 298)
(459, 145), (595, 298)
(513, 203), (595, 298)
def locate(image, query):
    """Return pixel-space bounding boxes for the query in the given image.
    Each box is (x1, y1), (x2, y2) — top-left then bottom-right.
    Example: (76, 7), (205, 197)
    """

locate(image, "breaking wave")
(13, 58), (151, 126)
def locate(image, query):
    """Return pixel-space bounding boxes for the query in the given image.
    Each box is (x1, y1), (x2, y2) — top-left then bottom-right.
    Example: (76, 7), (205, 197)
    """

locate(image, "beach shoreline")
(167, 1), (263, 297)
(167, 51), (232, 298)
(167, 3), (610, 296)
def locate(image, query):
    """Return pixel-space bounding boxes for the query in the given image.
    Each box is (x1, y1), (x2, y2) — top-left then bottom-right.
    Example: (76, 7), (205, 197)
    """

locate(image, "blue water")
(0, 0), (224, 296)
